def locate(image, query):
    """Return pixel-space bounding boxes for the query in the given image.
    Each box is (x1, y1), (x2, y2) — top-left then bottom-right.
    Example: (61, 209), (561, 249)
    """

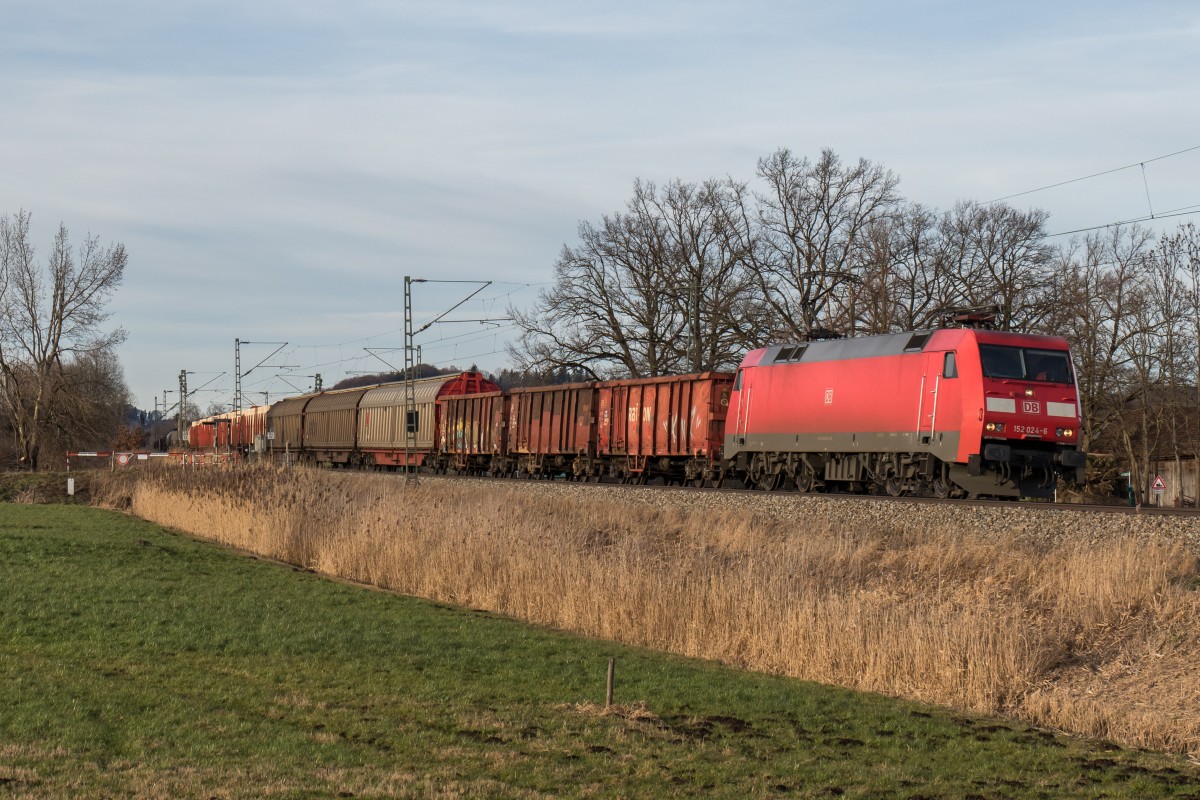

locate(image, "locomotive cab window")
(733, 370), (743, 391)
(979, 345), (1073, 383)
(943, 352), (957, 379)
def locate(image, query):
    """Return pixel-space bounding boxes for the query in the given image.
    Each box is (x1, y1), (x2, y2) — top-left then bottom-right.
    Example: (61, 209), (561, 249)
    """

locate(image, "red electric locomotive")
(723, 325), (1086, 499)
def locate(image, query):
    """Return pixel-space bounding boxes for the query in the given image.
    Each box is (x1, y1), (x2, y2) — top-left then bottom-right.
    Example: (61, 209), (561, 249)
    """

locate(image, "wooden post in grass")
(606, 658), (615, 708)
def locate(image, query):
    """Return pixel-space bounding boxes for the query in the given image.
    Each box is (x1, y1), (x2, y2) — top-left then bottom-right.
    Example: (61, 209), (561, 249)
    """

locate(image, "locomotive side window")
(733, 370), (743, 391)
(943, 352), (958, 379)
(979, 345), (1073, 383)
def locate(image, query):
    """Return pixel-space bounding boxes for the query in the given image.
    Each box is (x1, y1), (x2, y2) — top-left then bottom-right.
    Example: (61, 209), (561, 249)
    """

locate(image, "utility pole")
(236, 338), (288, 411)
(399, 276), (503, 484)
(178, 370), (188, 446)
(235, 338), (242, 413)
(403, 276), (419, 484)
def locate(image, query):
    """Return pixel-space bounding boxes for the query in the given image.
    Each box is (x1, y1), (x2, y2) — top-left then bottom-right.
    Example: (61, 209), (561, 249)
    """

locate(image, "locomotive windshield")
(979, 345), (1073, 383)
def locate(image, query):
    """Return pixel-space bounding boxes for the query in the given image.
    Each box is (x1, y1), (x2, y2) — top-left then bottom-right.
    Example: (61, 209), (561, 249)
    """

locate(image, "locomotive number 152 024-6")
(1012, 424), (1049, 436)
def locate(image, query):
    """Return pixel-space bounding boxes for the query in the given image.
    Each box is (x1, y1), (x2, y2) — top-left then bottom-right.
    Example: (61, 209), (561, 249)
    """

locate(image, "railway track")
(414, 469), (1197, 518)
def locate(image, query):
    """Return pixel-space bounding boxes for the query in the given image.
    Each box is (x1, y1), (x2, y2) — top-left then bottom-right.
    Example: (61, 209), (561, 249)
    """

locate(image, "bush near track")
(0, 471), (92, 504)
(91, 466), (1200, 758)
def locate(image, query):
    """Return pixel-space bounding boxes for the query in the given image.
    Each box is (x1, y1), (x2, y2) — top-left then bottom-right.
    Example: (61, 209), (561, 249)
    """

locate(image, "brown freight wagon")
(303, 387), (374, 466)
(266, 394), (316, 460)
(507, 382), (598, 478)
(438, 391), (510, 475)
(596, 372), (733, 485)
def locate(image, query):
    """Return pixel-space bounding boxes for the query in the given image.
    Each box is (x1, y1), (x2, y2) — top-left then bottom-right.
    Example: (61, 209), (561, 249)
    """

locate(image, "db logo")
(824, 389), (834, 405)
(1022, 401), (1041, 414)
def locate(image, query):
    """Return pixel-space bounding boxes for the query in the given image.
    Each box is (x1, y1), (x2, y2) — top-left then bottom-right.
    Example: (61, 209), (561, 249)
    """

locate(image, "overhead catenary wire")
(984, 144), (1200, 205)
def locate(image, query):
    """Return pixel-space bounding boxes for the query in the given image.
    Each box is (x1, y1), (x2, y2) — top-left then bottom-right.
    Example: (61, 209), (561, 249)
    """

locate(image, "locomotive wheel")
(931, 474), (952, 499)
(883, 471), (906, 497)
(793, 466), (815, 493)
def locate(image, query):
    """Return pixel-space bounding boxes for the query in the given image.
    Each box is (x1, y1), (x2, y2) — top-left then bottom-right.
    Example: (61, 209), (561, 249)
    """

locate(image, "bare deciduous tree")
(939, 202), (1056, 332)
(0, 210), (128, 469)
(510, 179), (761, 378)
(751, 148), (901, 338)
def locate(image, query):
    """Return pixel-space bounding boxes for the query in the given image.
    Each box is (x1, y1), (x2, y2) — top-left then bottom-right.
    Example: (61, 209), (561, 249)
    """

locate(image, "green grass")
(1, 504), (1198, 799)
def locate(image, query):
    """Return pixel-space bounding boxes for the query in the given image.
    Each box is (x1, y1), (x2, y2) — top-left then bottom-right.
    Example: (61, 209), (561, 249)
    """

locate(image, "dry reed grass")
(91, 466), (1200, 757)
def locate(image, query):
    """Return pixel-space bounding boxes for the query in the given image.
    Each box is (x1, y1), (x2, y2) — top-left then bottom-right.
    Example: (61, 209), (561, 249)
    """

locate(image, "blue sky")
(3, 1), (1198, 412)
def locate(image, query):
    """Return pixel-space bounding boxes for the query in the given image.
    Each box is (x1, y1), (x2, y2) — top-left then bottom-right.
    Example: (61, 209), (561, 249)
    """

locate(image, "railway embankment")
(90, 466), (1200, 759)
(469, 477), (1200, 550)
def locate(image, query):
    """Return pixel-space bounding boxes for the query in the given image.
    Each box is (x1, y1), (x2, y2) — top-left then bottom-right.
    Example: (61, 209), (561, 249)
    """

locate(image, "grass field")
(2, 503), (1199, 798)
(91, 467), (1200, 758)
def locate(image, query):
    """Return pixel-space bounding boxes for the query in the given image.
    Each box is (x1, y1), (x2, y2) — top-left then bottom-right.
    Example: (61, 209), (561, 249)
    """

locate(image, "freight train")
(190, 322), (1087, 499)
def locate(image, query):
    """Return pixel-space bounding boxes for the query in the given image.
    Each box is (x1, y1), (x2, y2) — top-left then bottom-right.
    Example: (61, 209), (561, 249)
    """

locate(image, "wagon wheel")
(689, 475), (708, 489)
(633, 472), (649, 486)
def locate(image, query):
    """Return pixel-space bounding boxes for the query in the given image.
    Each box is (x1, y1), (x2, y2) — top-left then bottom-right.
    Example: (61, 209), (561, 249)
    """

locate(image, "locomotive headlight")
(1024, 388), (1035, 397)
(986, 422), (1005, 433)
(1056, 428), (1075, 438)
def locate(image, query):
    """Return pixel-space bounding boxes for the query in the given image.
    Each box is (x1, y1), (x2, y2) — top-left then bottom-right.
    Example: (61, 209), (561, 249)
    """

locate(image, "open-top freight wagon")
(437, 372), (734, 483)
(187, 406), (268, 455)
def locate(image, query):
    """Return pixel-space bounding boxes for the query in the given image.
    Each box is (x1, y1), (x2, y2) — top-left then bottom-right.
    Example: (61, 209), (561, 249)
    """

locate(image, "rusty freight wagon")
(232, 405), (269, 453)
(507, 382), (598, 478)
(438, 391), (510, 475)
(596, 372), (733, 484)
(188, 417), (216, 450)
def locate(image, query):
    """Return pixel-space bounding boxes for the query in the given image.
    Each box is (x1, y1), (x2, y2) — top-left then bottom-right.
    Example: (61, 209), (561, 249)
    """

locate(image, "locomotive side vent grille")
(904, 332), (932, 352)
(774, 345), (807, 363)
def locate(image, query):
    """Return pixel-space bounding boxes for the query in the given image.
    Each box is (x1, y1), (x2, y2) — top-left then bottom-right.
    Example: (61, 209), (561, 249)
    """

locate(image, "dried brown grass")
(91, 466), (1200, 757)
